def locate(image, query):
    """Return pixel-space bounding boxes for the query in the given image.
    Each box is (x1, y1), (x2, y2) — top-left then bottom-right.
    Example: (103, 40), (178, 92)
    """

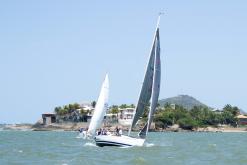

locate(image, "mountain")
(158, 95), (208, 110)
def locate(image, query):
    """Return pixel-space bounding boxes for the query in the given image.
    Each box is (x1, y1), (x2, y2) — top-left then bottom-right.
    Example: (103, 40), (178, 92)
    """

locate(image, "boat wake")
(119, 145), (133, 149)
(75, 135), (83, 139)
(144, 143), (155, 147)
(84, 142), (97, 147)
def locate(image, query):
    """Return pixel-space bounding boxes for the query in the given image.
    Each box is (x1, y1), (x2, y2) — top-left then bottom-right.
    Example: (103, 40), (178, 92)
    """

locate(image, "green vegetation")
(54, 103), (88, 122)
(54, 103), (81, 116)
(109, 105), (119, 115)
(53, 98), (242, 130)
(154, 104), (240, 130)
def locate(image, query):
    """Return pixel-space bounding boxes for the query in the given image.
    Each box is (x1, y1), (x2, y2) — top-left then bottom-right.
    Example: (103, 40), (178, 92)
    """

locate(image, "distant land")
(159, 95), (209, 110)
(159, 95), (246, 113)
(1, 94), (246, 131)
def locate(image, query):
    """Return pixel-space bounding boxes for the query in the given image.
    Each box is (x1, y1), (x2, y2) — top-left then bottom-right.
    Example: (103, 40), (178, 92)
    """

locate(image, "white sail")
(87, 74), (109, 136)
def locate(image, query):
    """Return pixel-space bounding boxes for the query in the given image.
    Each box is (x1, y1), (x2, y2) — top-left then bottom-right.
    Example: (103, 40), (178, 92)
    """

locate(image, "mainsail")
(129, 17), (161, 137)
(87, 74), (109, 136)
(139, 28), (161, 138)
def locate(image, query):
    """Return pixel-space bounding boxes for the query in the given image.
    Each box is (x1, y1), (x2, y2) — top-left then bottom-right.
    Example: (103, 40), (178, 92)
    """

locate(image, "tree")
(223, 104), (240, 117)
(110, 105), (119, 114)
(223, 104), (232, 112)
(74, 103), (80, 109)
(68, 104), (75, 112)
(109, 105), (119, 119)
(80, 108), (87, 115)
(231, 106), (240, 116)
(164, 103), (171, 109)
(119, 104), (127, 109)
(221, 111), (238, 126)
(154, 111), (173, 126)
(190, 106), (201, 119)
(58, 108), (68, 116)
(178, 117), (199, 130)
(130, 104), (135, 108)
(54, 106), (62, 114)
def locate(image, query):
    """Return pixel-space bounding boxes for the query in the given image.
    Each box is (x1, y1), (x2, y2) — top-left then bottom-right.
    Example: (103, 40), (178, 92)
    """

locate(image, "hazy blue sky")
(0, 1), (246, 123)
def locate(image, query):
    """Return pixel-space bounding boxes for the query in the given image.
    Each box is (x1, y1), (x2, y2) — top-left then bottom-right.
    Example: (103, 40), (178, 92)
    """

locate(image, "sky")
(0, 1), (246, 123)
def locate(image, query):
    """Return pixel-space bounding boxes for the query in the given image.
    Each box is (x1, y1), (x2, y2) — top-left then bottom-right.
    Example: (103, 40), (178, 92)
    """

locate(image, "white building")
(118, 108), (135, 126)
(79, 102), (95, 116)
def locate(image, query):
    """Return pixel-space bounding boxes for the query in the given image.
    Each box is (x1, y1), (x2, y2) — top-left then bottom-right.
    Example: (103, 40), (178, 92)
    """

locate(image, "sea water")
(0, 131), (247, 165)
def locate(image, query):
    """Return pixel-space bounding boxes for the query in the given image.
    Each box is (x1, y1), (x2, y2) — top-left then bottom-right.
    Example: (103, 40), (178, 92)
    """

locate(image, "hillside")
(159, 95), (208, 110)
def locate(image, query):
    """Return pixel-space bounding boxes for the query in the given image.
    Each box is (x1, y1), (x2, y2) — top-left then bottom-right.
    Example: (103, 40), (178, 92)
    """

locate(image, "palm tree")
(54, 106), (62, 114)
(110, 105), (119, 120)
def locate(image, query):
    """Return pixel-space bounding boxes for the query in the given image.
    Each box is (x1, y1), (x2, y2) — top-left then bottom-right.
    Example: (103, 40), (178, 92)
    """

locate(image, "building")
(170, 104), (176, 110)
(42, 113), (56, 125)
(237, 115), (247, 125)
(80, 103), (94, 111)
(118, 108), (135, 126)
(79, 102), (95, 116)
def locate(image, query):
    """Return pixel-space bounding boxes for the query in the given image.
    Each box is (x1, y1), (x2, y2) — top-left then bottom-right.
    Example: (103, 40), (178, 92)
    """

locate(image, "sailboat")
(94, 16), (161, 147)
(81, 74), (109, 138)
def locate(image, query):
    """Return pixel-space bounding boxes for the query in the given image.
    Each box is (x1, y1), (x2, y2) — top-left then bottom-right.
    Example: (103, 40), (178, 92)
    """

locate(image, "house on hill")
(118, 108), (135, 126)
(42, 113), (56, 125)
(237, 115), (247, 125)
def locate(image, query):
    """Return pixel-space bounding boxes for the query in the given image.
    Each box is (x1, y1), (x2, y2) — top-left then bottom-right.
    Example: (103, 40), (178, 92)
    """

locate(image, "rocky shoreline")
(2, 123), (247, 133)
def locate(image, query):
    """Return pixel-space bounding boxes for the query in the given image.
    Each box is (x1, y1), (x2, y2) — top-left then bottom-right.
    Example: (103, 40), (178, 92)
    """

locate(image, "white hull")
(94, 135), (145, 147)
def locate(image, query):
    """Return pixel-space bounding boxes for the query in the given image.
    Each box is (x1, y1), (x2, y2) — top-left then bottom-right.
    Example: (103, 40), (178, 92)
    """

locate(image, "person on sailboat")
(79, 128), (84, 133)
(115, 126), (122, 136)
(102, 128), (107, 135)
(97, 128), (102, 135)
(115, 126), (119, 136)
(78, 127), (88, 139)
(106, 129), (111, 135)
(119, 128), (122, 136)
